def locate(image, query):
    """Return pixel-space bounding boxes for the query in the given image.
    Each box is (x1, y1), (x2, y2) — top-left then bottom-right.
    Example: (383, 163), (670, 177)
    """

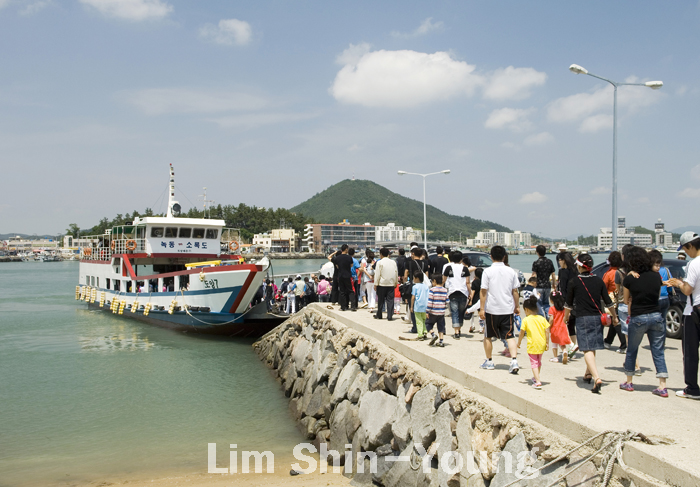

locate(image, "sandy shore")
(88, 470), (351, 487)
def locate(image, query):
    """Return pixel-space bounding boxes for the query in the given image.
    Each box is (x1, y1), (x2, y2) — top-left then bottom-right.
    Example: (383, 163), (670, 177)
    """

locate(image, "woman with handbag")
(620, 247), (669, 396)
(564, 253), (619, 394)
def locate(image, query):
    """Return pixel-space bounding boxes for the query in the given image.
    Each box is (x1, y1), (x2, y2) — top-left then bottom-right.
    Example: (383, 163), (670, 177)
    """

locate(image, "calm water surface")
(0, 254), (609, 486)
(0, 261), (303, 487)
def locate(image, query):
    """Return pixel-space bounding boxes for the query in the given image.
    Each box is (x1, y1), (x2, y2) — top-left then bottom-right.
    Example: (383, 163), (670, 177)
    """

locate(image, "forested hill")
(291, 179), (511, 240)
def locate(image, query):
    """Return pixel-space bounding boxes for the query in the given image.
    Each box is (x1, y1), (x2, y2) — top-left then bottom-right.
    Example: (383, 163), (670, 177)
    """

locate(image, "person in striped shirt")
(427, 273), (449, 347)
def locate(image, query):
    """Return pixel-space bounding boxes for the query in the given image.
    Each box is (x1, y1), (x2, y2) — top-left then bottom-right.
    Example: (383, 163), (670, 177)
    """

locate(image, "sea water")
(0, 261), (304, 486)
(0, 253), (608, 486)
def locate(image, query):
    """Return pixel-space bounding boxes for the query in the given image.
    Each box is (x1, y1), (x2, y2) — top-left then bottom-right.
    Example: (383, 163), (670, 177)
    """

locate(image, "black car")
(591, 259), (687, 339)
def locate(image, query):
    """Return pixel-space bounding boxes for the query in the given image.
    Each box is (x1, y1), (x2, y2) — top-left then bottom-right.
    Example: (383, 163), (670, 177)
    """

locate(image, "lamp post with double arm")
(568, 64), (662, 251)
(397, 170), (451, 251)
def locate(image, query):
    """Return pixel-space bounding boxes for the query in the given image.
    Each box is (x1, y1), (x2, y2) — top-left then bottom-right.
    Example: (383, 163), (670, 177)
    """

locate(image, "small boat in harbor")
(75, 165), (277, 336)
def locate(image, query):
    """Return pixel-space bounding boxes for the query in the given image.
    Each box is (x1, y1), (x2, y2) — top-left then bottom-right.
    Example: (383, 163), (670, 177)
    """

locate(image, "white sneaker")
(509, 359), (520, 375)
(480, 359), (495, 370)
(676, 390), (700, 400)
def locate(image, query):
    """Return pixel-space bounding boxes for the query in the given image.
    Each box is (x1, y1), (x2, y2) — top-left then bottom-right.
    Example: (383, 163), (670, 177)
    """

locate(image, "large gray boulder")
(315, 352), (337, 385)
(490, 432), (529, 487)
(331, 360), (361, 406)
(358, 390), (396, 448)
(304, 384), (331, 419)
(434, 401), (457, 487)
(391, 382), (412, 451)
(328, 366), (342, 393)
(410, 384), (439, 450)
(329, 400), (354, 463)
(456, 412), (486, 487)
(292, 338), (311, 369)
(348, 371), (369, 404)
(562, 453), (599, 487)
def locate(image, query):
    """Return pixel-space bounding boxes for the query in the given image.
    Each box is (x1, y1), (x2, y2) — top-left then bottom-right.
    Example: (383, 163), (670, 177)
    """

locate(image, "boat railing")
(220, 227), (242, 255)
(79, 235), (147, 261)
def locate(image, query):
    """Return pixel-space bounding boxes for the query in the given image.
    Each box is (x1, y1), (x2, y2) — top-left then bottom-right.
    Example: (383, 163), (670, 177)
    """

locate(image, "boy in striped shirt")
(427, 273), (449, 347)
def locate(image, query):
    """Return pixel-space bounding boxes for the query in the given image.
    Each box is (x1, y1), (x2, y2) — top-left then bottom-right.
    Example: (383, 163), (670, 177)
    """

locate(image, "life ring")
(229, 241), (240, 252)
(125, 240), (137, 251)
(110, 241), (116, 251)
(83, 248), (92, 256)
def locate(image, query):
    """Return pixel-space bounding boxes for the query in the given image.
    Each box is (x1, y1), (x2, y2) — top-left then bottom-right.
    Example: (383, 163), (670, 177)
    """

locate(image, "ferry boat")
(75, 165), (274, 336)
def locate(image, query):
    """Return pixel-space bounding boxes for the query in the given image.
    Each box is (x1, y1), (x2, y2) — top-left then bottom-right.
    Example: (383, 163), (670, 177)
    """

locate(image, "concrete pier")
(308, 303), (699, 486)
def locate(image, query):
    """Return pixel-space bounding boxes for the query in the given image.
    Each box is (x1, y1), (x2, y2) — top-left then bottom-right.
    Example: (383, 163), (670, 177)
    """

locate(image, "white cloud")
(523, 131), (554, 146)
(590, 186), (611, 195)
(519, 192), (548, 204)
(330, 47), (483, 108)
(391, 17), (444, 38)
(0, 0), (10, 9)
(206, 112), (320, 129)
(19, 0), (51, 15)
(548, 79), (662, 132)
(347, 143), (361, 152)
(501, 142), (520, 150)
(483, 66), (547, 101)
(690, 164), (700, 181)
(679, 188), (700, 199)
(199, 18), (252, 46)
(79, 0), (172, 21)
(579, 114), (613, 133)
(547, 88), (610, 123)
(124, 88), (268, 115)
(335, 43), (371, 66)
(484, 107), (533, 132)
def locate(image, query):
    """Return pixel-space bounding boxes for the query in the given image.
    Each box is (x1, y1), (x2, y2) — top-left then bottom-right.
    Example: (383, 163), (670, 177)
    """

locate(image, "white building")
(252, 233), (272, 251)
(597, 227), (652, 249)
(473, 230), (531, 248)
(253, 228), (298, 253)
(375, 223), (422, 243)
(654, 219), (673, 248)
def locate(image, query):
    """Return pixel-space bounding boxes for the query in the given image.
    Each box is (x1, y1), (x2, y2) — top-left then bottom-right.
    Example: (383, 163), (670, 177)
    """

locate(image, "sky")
(1, 1), (699, 238)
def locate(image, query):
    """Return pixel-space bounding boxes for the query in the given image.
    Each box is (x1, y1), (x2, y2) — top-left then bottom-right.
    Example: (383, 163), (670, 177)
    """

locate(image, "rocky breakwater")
(253, 308), (610, 487)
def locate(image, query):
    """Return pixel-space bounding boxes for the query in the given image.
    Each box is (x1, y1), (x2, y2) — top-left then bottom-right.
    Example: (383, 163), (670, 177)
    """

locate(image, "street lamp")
(569, 64), (662, 251)
(397, 169), (451, 251)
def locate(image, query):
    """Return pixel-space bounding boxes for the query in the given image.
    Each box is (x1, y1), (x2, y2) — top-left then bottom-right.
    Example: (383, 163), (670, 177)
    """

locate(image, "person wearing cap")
(564, 253), (619, 394)
(668, 231), (700, 399)
(556, 244), (568, 269)
(677, 252), (687, 261)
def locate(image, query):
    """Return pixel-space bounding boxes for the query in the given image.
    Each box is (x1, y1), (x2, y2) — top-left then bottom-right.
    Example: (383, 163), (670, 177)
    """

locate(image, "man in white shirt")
(374, 247), (399, 321)
(669, 231), (700, 399)
(478, 245), (521, 374)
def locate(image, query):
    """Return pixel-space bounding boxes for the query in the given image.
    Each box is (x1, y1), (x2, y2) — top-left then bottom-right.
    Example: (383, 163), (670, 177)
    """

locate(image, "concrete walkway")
(308, 303), (699, 486)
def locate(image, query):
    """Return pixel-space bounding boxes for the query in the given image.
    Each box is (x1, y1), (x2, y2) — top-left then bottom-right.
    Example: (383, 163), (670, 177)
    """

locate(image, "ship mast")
(166, 164), (181, 218)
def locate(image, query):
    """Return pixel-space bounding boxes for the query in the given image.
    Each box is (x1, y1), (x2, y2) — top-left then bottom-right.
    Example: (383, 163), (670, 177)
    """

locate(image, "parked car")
(590, 259), (687, 339)
(462, 251), (527, 289)
(425, 250), (526, 289)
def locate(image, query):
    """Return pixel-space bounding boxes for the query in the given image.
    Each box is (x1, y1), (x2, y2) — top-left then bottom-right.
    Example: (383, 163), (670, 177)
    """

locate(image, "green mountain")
(291, 179), (511, 241)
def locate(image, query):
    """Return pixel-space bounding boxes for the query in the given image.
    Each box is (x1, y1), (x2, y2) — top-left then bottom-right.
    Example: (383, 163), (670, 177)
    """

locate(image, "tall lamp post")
(397, 170), (451, 251)
(568, 64), (662, 251)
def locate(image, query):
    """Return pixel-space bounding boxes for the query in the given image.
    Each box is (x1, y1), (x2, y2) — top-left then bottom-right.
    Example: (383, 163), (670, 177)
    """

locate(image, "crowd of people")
(257, 233), (700, 399)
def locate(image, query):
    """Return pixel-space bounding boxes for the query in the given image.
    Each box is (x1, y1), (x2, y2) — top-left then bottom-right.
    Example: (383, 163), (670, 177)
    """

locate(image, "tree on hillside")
(66, 223), (80, 238)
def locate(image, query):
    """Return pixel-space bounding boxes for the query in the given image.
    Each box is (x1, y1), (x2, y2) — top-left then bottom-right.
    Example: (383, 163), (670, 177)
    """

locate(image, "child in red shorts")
(517, 296), (550, 389)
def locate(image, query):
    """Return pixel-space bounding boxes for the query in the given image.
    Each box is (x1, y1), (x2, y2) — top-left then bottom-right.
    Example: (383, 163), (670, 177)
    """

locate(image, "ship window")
(106, 279), (111, 290)
(193, 228), (205, 238)
(178, 228), (191, 238)
(206, 229), (218, 239)
(96, 278), (99, 288)
(151, 227), (164, 238)
(165, 227), (178, 238)
(91, 276), (95, 286)
(86, 275), (90, 285)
